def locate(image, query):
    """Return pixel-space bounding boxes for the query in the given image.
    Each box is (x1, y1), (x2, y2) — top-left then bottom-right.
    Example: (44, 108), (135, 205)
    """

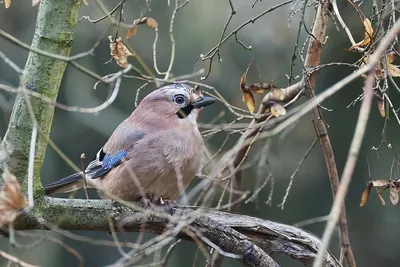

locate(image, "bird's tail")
(44, 172), (87, 196)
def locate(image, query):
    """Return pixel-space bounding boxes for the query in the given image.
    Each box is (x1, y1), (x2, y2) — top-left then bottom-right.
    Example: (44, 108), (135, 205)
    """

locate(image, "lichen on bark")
(0, 0), (83, 203)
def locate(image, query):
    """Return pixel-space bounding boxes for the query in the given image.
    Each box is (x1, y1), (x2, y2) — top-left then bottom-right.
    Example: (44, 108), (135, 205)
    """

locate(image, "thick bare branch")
(13, 197), (340, 267)
(302, 1), (356, 266)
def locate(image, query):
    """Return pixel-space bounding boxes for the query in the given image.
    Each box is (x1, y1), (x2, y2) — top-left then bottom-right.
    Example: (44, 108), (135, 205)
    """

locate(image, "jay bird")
(44, 83), (215, 203)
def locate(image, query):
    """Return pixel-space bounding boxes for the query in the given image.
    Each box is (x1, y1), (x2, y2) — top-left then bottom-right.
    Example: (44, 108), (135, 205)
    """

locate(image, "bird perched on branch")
(44, 84), (215, 203)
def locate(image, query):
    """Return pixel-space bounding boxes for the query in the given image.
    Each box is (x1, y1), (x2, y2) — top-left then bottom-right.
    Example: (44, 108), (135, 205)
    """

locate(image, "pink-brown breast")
(98, 122), (204, 201)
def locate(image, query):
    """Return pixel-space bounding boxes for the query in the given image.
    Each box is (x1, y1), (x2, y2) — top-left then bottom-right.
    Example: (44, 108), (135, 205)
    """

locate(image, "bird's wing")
(84, 147), (128, 179)
(85, 123), (146, 180)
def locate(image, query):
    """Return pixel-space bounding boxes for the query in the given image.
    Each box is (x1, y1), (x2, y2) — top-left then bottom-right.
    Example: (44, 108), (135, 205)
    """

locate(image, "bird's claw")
(139, 196), (177, 214)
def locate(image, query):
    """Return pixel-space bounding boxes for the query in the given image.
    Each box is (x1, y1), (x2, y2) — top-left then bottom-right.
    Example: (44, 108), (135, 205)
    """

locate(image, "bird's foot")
(157, 197), (177, 207)
(156, 197), (177, 215)
(138, 196), (177, 214)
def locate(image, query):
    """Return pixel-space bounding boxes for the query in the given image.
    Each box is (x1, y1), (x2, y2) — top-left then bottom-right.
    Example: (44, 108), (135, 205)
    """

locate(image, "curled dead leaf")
(249, 82), (273, 93)
(264, 101), (286, 117)
(271, 87), (285, 101)
(143, 17), (158, 29)
(126, 26), (137, 39)
(363, 179), (400, 206)
(4, 0), (11, 8)
(372, 179), (390, 187)
(387, 63), (400, 77)
(387, 51), (396, 63)
(360, 181), (372, 207)
(240, 68), (256, 113)
(0, 169), (28, 227)
(349, 18), (373, 50)
(376, 95), (385, 117)
(243, 89), (256, 113)
(109, 36), (133, 68)
(390, 186), (399, 205)
(270, 103), (286, 117)
(126, 17), (158, 40)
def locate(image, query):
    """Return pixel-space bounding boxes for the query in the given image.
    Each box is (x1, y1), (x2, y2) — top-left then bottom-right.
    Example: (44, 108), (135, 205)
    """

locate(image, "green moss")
(0, 0), (83, 209)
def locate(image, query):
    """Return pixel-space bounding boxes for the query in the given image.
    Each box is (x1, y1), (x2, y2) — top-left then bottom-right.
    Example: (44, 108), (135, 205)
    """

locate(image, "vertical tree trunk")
(0, 0), (82, 197)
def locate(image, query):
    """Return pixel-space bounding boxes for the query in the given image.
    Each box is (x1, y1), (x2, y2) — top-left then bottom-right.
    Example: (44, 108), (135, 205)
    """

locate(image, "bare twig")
(278, 137), (318, 209)
(313, 17), (400, 267)
(302, 1), (355, 265)
(0, 250), (39, 267)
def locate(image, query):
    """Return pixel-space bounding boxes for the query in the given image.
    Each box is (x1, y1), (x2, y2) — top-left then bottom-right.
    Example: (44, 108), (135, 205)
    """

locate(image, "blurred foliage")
(1, 0), (400, 266)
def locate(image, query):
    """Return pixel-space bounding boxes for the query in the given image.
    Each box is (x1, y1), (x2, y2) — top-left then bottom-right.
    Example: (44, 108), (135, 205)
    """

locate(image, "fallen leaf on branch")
(109, 36), (133, 68)
(0, 169), (28, 226)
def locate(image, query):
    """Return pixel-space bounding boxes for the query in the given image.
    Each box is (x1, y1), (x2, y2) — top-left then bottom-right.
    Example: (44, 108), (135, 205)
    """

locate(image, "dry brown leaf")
(390, 186), (399, 205)
(363, 179), (400, 206)
(271, 87), (285, 101)
(125, 26), (137, 39)
(387, 63), (400, 77)
(372, 179), (390, 187)
(0, 169), (28, 226)
(5, 0), (11, 8)
(361, 56), (385, 79)
(243, 90), (255, 113)
(349, 18), (373, 50)
(240, 68), (256, 113)
(387, 51), (396, 63)
(376, 95), (385, 117)
(270, 103), (286, 117)
(109, 36), (133, 68)
(126, 17), (158, 39)
(377, 194), (386, 205)
(360, 181), (372, 207)
(249, 82), (273, 93)
(144, 17), (158, 29)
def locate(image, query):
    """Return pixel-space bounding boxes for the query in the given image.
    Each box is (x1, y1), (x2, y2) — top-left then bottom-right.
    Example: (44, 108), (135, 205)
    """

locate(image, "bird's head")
(139, 84), (216, 124)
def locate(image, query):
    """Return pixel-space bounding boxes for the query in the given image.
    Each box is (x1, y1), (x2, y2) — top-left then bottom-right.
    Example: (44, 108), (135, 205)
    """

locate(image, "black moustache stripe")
(176, 104), (194, 119)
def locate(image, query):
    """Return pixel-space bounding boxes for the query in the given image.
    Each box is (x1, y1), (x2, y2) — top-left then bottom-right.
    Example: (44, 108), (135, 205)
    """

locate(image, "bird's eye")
(173, 94), (186, 105)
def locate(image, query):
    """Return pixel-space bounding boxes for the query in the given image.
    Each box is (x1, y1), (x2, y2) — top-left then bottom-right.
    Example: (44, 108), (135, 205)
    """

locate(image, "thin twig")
(313, 17), (400, 267)
(0, 250), (39, 267)
(278, 137), (318, 209)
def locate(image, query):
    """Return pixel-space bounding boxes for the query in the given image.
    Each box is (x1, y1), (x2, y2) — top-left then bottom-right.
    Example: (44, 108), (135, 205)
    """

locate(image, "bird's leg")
(157, 197), (177, 212)
(137, 196), (177, 214)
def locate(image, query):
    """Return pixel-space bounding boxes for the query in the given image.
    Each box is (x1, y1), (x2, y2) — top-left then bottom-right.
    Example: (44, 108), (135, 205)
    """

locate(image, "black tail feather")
(44, 172), (86, 196)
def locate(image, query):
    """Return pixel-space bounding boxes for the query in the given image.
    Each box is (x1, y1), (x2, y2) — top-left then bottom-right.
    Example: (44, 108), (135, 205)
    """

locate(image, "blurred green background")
(1, 0), (400, 266)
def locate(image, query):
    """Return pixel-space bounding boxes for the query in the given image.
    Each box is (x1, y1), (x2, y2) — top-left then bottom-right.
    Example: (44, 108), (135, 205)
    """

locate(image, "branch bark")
(302, 2), (356, 266)
(0, 0), (83, 197)
(13, 197), (341, 267)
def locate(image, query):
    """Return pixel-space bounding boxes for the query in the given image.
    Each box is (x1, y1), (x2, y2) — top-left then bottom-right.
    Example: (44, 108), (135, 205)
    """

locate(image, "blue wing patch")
(87, 149), (128, 180)
(102, 149), (128, 170)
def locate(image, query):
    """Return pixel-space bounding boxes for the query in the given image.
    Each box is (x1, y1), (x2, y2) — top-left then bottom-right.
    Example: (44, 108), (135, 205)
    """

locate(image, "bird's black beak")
(192, 96), (216, 109)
